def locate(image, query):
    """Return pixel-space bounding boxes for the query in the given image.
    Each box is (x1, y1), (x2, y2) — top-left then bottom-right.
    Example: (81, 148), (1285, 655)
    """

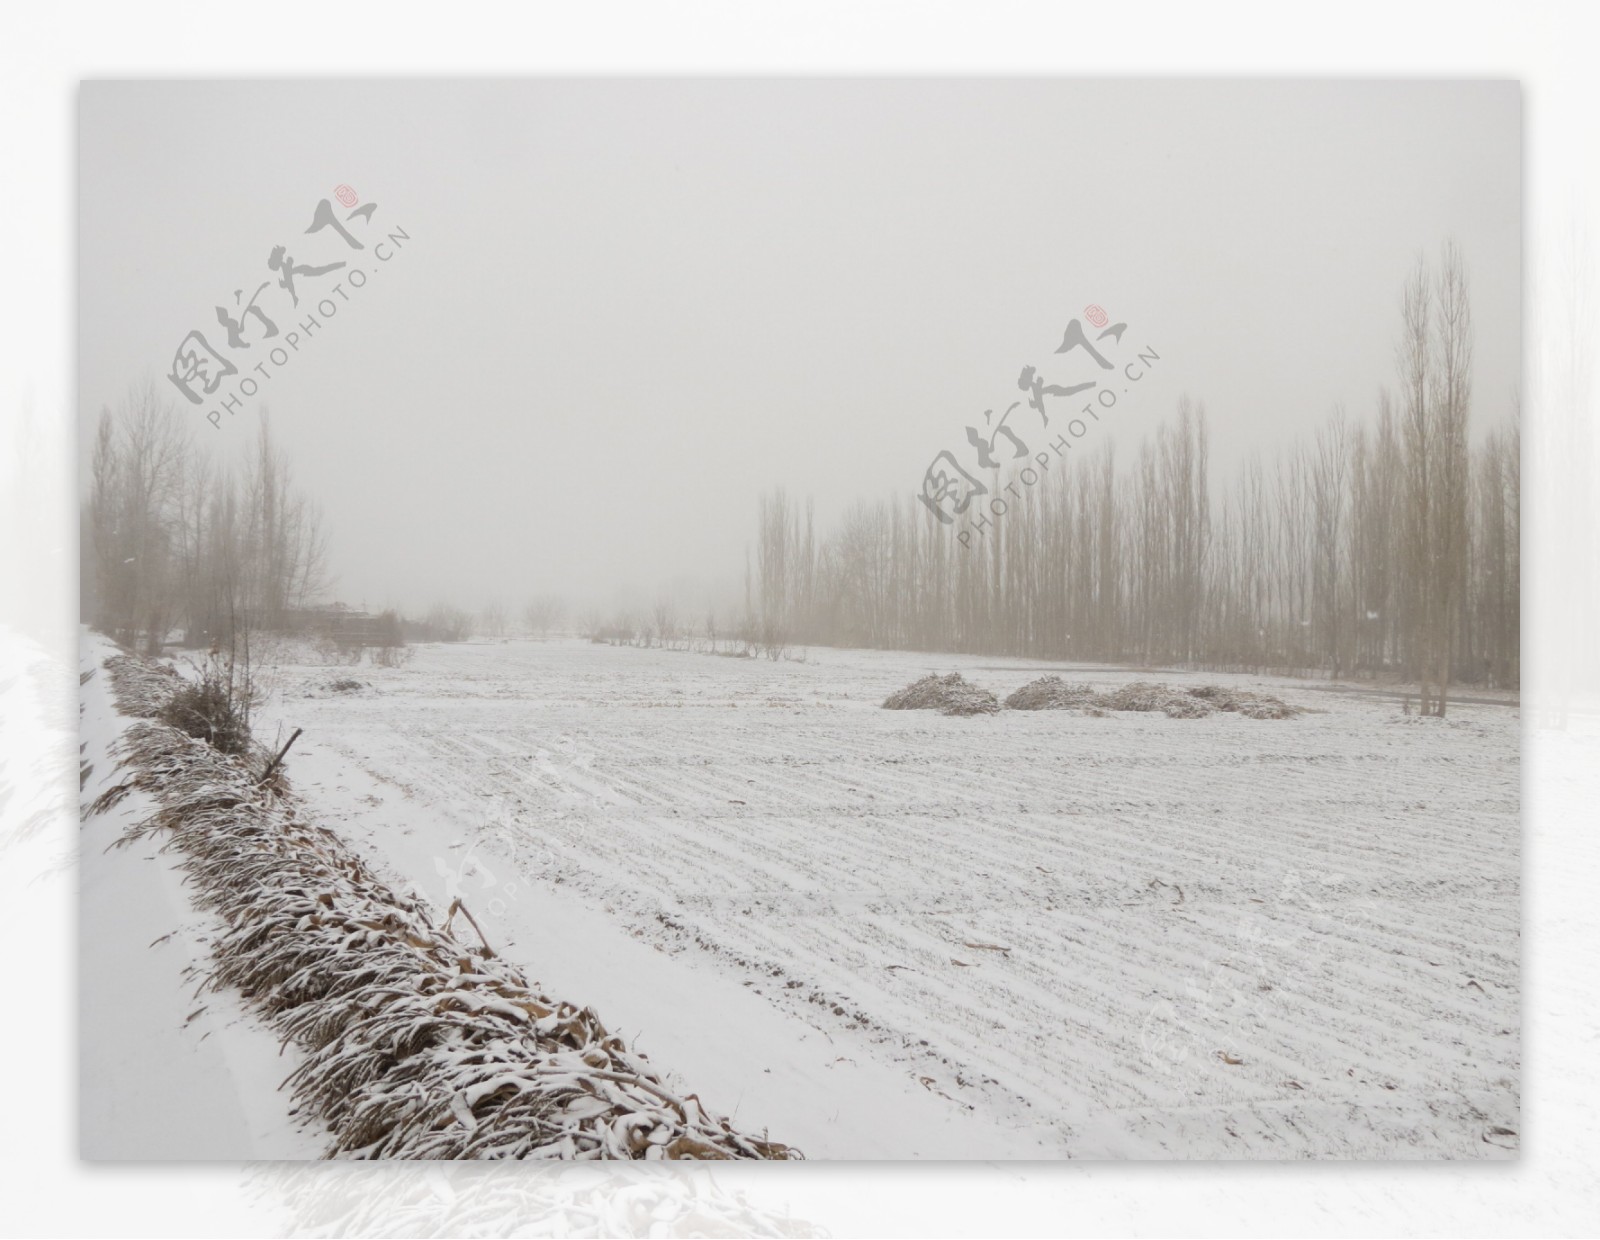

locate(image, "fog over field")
(77, 78), (1521, 1165)
(78, 79), (1519, 615)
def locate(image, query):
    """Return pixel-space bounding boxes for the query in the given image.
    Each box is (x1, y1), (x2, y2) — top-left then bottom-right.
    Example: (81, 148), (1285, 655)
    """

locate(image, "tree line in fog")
(81, 391), (575, 658)
(83, 387), (328, 657)
(749, 246), (1518, 711)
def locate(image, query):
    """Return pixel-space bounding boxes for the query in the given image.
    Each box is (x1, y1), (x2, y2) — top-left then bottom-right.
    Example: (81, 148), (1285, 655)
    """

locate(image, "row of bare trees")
(750, 246), (1519, 711)
(83, 385), (328, 655)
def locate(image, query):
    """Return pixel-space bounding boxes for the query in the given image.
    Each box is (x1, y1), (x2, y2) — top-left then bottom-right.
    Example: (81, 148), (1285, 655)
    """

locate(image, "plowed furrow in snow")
(259, 641), (1518, 1158)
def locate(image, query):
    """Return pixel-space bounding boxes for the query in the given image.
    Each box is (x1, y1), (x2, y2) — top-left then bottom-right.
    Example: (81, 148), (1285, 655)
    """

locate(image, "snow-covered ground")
(78, 632), (326, 1158)
(229, 637), (1518, 1160)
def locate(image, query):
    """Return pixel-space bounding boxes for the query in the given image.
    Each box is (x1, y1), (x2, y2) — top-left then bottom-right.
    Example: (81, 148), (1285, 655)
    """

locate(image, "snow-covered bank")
(81, 634), (797, 1161)
(78, 630), (323, 1159)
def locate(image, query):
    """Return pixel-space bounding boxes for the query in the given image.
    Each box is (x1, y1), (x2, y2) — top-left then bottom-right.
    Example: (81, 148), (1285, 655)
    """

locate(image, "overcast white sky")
(79, 79), (1520, 614)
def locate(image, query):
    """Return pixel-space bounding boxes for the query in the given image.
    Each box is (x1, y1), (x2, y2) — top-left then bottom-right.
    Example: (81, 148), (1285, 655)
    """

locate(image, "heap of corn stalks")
(1001, 675), (1305, 720)
(881, 672), (1000, 716)
(89, 652), (799, 1162)
(102, 653), (182, 718)
(1094, 681), (1216, 718)
(1185, 683), (1304, 719)
(1002, 676), (1099, 711)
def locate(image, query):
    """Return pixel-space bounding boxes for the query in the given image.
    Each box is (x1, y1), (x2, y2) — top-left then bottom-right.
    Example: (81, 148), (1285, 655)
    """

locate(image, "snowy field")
(228, 638), (1516, 1159)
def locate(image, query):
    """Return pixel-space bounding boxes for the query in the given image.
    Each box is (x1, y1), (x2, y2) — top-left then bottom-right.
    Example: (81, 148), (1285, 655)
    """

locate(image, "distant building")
(284, 603), (401, 648)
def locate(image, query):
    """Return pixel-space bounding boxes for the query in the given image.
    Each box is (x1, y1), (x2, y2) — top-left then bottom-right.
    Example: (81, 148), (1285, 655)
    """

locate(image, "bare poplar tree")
(1311, 407), (1352, 677)
(1398, 254), (1437, 708)
(1429, 240), (1474, 713)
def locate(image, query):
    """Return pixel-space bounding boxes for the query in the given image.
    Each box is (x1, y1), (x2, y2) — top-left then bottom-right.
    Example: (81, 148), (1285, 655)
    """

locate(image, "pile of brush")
(1094, 681), (1215, 718)
(1002, 676), (1099, 711)
(90, 652), (799, 1162)
(1186, 683), (1304, 719)
(882, 672), (1000, 716)
(998, 675), (1305, 720)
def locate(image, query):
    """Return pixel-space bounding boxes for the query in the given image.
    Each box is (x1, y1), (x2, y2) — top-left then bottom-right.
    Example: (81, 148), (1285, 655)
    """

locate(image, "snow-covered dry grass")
(241, 637), (1518, 1160)
(82, 635), (799, 1161)
(79, 635), (325, 1159)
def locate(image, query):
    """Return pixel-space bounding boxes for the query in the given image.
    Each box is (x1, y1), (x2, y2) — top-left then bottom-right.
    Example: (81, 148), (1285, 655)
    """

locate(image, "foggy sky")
(78, 79), (1520, 614)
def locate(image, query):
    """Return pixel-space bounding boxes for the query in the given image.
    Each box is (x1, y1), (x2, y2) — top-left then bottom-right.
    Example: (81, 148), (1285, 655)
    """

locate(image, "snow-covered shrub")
(310, 633), (364, 665)
(158, 663), (252, 754)
(370, 643), (412, 668)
